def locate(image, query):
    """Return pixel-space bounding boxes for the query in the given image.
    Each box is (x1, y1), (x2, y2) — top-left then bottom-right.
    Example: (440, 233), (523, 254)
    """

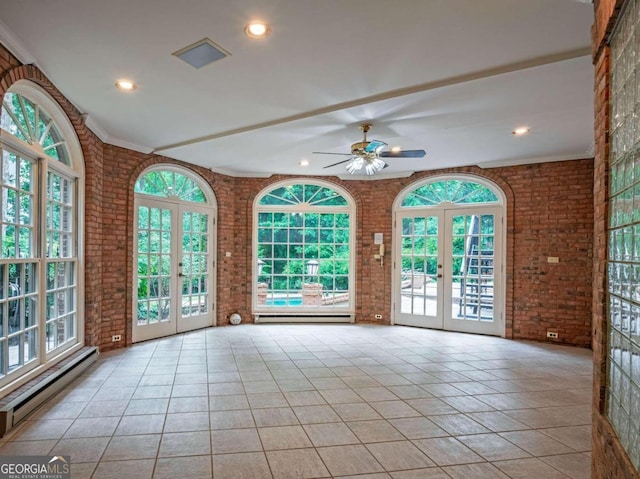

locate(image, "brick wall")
(506, 162), (593, 345)
(591, 1), (640, 478)
(99, 146), (239, 349)
(0, 43), (594, 350)
(227, 164), (592, 347)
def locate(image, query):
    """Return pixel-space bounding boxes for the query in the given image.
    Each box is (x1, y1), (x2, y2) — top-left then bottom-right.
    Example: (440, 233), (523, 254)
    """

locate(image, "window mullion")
(17, 96), (35, 144)
(37, 158), (47, 364)
(2, 107), (31, 143)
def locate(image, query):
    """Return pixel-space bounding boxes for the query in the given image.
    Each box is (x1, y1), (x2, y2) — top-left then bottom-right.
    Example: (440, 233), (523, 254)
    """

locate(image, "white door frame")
(391, 175), (506, 337)
(132, 197), (216, 343)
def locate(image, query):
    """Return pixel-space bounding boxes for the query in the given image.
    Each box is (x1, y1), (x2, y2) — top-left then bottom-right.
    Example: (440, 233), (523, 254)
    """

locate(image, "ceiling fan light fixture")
(364, 158), (387, 175)
(299, 159), (309, 166)
(317, 123), (425, 174)
(345, 157), (387, 175)
(345, 157), (364, 174)
(512, 127), (530, 135)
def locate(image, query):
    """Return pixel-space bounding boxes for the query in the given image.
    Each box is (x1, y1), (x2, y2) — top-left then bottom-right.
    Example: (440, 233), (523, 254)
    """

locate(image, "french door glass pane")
(136, 206), (172, 325)
(400, 215), (439, 316)
(451, 214), (495, 321)
(181, 211), (209, 317)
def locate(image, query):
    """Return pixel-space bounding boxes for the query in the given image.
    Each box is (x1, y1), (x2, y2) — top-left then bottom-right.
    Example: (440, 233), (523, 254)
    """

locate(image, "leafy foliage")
(135, 170), (206, 203)
(402, 180), (498, 207)
(257, 183), (351, 296)
(1, 92), (70, 164)
(401, 214), (495, 281)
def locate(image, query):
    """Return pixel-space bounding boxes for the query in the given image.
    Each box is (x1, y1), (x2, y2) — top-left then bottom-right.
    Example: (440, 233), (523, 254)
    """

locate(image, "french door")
(394, 206), (503, 336)
(133, 197), (214, 342)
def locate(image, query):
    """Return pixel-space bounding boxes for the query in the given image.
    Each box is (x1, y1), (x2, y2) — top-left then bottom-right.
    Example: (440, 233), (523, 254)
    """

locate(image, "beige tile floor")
(0, 324), (593, 478)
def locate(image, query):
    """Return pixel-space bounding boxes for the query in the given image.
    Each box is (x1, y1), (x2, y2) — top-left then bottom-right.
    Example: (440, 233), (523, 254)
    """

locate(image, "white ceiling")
(0, 0), (594, 179)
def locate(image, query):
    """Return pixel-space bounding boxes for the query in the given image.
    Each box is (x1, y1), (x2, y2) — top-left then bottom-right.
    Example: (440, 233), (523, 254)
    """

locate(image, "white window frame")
(253, 179), (356, 320)
(0, 81), (84, 396)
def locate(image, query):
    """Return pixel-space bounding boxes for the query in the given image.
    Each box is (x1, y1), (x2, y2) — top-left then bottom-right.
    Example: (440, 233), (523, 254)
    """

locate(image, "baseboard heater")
(0, 347), (99, 437)
(254, 314), (354, 323)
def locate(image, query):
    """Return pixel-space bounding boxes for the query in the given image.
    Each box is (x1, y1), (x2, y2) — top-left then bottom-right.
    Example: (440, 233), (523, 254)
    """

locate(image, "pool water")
(266, 297), (303, 306)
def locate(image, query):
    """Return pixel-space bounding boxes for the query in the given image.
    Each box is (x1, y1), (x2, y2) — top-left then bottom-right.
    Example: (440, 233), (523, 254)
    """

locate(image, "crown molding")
(83, 115), (109, 143)
(84, 115), (152, 154)
(477, 153), (592, 169)
(208, 166), (272, 178)
(336, 170), (414, 181)
(0, 19), (35, 65)
(107, 137), (154, 155)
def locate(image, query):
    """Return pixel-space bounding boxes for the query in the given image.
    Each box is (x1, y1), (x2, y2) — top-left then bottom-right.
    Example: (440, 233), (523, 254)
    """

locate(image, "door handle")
(437, 274), (443, 278)
(178, 273), (184, 277)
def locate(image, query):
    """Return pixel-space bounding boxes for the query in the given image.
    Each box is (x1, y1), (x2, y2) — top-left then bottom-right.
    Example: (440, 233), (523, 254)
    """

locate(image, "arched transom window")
(401, 178), (500, 207)
(134, 170), (209, 203)
(1, 91), (71, 165)
(254, 181), (355, 317)
(0, 83), (83, 389)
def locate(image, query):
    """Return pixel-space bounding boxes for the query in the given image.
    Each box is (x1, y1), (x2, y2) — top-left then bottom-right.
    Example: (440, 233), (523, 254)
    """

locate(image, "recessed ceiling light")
(512, 127), (530, 135)
(115, 79), (136, 92)
(245, 21), (271, 39)
(299, 159), (310, 166)
(391, 146), (402, 153)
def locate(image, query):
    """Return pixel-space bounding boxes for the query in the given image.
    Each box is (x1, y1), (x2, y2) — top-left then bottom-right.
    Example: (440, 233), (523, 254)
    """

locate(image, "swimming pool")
(265, 297), (303, 306)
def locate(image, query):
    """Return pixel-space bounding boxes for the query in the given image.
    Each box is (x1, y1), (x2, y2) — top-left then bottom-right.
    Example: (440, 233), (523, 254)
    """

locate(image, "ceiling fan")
(313, 123), (426, 175)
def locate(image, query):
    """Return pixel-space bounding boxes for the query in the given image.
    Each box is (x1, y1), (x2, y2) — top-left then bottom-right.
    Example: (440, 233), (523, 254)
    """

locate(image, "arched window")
(400, 178), (500, 207)
(254, 180), (355, 319)
(134, 169), (209, 203)
(0, 82), (84, 389)
(132, 166), (216, 343)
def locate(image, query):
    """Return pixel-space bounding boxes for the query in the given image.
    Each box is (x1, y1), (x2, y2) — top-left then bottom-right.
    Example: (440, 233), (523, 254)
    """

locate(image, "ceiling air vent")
(172, 38), (230, 69)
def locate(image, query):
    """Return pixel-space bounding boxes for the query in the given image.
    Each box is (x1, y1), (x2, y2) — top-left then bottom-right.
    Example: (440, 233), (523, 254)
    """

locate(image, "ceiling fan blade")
(312, 151), (352, 156)
(365, 140), (387, 153)
(379, 149), (426, 158)
(323, 157), (354, 169)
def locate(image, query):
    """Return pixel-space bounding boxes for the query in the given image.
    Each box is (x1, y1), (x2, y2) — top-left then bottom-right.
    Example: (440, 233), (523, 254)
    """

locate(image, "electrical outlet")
(547, 331), (558, 339)
(112, 335), (122, 342)
(375, 314), (383, 319)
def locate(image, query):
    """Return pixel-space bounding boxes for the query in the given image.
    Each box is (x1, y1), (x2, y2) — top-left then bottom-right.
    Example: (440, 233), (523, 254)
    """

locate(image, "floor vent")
(0, 347), (99, 437)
